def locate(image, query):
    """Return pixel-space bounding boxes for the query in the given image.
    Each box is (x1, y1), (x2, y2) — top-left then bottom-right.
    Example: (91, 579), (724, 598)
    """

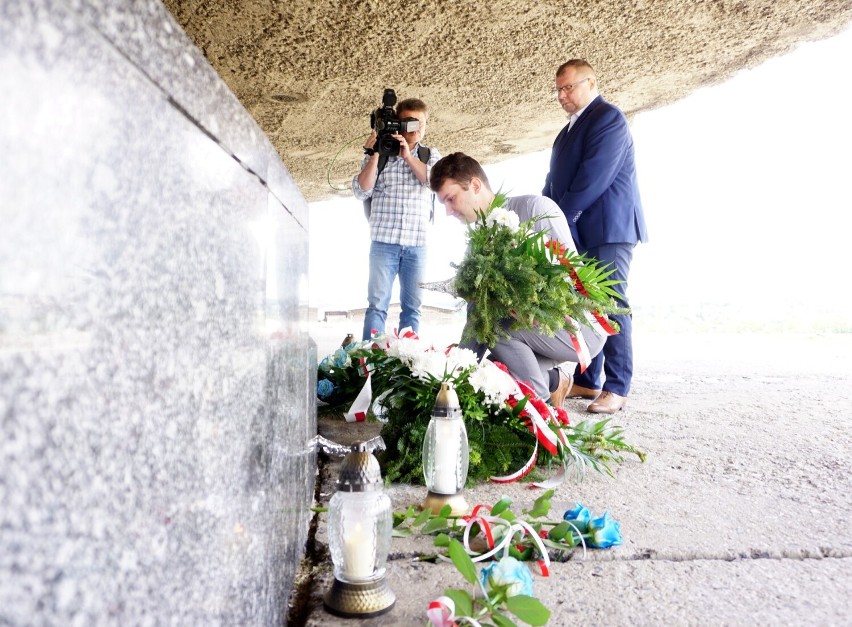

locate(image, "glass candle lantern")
(324, 441), (395, 618)
(421, 383), (470, 515)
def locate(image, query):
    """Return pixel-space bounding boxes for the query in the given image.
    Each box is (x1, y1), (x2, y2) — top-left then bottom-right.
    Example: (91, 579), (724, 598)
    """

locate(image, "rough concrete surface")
(162, 0), (852, 202)
(297, 309), (852, 625)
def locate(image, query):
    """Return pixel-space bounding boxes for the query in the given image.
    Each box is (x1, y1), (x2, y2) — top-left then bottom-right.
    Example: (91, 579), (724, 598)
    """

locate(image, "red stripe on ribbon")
(480, 518), (495, 549)
(515, 381), (559, 455)
(490, 447), (538, 483)
(566, 265), (618, 336)
(569, 332), (590, 373)
(394, 327), (419, 340)
(470, 504), (491, 519)
(591, 311), (618, 335)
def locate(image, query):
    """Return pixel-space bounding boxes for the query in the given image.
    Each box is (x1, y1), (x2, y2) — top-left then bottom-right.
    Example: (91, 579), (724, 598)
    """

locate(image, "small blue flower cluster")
(563, 503), (623, 548)
(316, 378), (335, 400)
(316, 340), (366, 403)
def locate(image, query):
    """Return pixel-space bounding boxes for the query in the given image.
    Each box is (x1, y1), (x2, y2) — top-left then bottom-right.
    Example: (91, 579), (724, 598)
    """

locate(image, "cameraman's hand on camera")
(363, 131), (378, 152)
(394, 134), (429, 184)
(356, 131), (381, 193)
(392, 134), (412, 160)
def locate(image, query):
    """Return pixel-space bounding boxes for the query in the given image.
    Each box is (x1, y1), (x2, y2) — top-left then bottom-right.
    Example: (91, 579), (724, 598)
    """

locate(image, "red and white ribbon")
(584, 309), (618, 337)
(489, 443), (539, 484)
(393, 326), (419, 340)
(427, 595), (484, 627)
(357, 355), (369, 378)
(452, 509), (552, 576)
(486, 365), (568, 487)
(564, 264), (619, 337)
(343, 376), (371, 423)
(427, 596), (456, 627)
(567, 317), (592, 373)
(426, 597), (482, 627)
(546, 239), (619, 339)
(344, 327), (420, 422)
(513, 379), (559, 456)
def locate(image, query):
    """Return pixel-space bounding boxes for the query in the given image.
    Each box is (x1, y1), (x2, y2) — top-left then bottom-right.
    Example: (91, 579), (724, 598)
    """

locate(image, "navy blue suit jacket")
(543, 95), (648, 252)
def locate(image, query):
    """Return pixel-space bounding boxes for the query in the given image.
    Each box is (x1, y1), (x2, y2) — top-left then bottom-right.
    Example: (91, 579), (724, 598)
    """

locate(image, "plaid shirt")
(352, 143), (441, 247)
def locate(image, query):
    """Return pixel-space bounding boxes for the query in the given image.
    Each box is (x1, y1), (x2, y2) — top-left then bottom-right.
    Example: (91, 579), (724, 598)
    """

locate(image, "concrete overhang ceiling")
(164, 0), (852, 202)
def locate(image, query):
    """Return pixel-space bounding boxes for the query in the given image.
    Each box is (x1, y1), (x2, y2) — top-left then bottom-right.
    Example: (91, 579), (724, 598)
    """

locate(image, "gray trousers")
(488, 323), (606, 401)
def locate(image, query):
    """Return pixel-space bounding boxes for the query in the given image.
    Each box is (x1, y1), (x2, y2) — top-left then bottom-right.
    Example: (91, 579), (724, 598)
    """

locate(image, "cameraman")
(353, 97), (441, 340)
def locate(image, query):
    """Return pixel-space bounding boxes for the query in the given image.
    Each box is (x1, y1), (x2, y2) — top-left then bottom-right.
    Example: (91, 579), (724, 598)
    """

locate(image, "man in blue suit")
(543, 59), (648, 414)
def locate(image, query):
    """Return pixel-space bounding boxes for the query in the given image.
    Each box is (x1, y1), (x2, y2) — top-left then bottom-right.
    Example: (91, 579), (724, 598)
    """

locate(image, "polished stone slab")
(71, 0), (308, 228)
(1, 1), (314, 624)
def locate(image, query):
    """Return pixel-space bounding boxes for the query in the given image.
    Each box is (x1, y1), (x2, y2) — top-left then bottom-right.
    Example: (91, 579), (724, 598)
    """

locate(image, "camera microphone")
(382, 88), (397, 107)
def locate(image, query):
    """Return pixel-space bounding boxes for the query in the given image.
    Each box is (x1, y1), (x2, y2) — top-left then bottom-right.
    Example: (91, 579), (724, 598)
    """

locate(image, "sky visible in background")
(309, 27), (852, 331)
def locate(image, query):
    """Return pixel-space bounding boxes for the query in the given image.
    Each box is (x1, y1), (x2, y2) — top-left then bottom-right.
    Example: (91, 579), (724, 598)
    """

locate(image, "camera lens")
(378, 135), (399, 157)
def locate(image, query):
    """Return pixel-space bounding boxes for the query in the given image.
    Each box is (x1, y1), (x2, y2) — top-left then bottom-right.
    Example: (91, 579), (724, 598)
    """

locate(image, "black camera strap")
(363, 146), (435, 223)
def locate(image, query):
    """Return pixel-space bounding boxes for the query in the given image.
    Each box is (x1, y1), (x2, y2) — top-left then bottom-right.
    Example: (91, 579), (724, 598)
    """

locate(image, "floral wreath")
(453, 193), (626, 350)
(318, 329), (644, 485)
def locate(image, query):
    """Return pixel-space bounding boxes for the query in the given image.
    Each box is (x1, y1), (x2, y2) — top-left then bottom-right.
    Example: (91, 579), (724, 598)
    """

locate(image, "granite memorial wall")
(0, 1), (315, 624)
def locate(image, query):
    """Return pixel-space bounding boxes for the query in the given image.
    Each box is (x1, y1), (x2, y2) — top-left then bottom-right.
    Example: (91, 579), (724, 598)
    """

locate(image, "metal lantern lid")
(336, 441), (384, 492)
(432, 382), (462, 418)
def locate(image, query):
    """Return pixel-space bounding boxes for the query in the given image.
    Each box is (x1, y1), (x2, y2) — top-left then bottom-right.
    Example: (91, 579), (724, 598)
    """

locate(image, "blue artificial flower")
(586, 512), (622, 548)
(479, 556), (534, 598)
(563, 502), (591, 533)
(332, 348), (351, 369)
(318, 355), (333, 373)
(316, 378), (335, 400)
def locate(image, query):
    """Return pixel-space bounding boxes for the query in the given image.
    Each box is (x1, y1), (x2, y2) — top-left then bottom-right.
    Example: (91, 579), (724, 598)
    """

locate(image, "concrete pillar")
(0, 1), (315, 624)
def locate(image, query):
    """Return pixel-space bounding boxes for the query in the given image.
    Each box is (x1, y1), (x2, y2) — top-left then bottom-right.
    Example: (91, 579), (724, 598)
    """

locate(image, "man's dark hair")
(429, 152), (492, 192)
(556, 58), (595, 78)
(396, 98), (428, 116)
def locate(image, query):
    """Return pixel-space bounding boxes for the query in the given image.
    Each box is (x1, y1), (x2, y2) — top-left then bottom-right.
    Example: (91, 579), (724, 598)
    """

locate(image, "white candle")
(432, 420), (461, 494)
(342, 521), (375, 580)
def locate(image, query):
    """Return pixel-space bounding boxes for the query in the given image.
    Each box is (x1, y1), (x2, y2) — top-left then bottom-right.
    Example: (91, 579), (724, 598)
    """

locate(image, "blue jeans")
(573, 243), (635, 396)
(362, 241), (426, 340)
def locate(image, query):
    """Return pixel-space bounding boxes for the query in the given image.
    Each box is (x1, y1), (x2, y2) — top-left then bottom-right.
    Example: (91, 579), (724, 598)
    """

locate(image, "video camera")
(370, 88), (420, 157)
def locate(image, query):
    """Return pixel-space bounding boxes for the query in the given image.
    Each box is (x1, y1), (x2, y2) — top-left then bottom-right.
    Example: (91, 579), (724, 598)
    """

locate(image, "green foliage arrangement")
(454, 193), (626, 347)
(315, 194), (646, 487)
(366, 345), (532, 484)
(392, 492), (623, 625)
(359, 341), (645, 485)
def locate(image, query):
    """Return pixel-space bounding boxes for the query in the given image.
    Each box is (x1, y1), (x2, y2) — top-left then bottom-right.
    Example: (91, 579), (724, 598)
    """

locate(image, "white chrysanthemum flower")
(409, 350), (449, 381)
(385, 337), (425, 364)
(445, 346), (479, 375)
(485, 207), (520, 232)
(468, 360), (517, 406)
